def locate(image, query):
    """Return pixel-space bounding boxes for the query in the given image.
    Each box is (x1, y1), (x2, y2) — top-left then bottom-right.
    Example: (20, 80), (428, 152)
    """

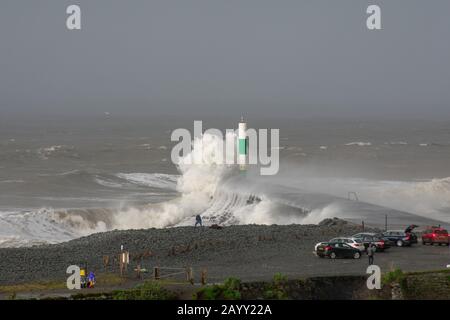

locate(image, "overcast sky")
(1, 0), (450, 119)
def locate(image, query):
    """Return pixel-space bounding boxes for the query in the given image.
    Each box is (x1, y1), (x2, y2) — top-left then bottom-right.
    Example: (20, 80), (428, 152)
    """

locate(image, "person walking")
(195, 214), (202, 227)
(367, 243), (376, 265)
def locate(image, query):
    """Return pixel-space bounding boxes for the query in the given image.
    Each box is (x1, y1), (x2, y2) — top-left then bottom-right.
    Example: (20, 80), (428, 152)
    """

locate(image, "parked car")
(314, 241), (328, 253)
(352, 232), (390, 251)
(382, 230), (415, 247)
(422, 227), (449, 246)
(329, 237), (365, 251)
(315, 242), (362, 259)
(404, 225), (419, 244)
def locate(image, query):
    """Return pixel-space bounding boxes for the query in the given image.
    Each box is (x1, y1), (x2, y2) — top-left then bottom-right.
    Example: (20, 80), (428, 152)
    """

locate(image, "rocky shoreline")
(1, 218), (449, 286)
(0, 218), (367, 285)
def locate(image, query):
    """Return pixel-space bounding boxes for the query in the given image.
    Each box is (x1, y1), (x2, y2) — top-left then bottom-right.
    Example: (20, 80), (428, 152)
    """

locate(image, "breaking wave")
(285, 175), (450, 223)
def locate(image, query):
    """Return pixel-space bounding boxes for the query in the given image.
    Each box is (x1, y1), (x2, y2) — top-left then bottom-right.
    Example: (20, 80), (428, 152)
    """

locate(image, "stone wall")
(239, 271), (450, 300)
(401, 271), (450, 300)
(240, 276), (373, 300)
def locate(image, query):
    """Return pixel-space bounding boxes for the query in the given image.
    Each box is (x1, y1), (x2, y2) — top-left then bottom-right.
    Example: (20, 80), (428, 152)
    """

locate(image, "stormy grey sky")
(1, 0), (450, 120)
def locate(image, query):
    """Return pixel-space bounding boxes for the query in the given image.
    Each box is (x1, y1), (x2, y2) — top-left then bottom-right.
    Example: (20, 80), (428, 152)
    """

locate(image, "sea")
(1, 114), (449, 247)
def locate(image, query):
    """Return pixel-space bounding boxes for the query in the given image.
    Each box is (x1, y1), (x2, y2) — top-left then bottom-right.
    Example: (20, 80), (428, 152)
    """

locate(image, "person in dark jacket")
(195, 215), (202, 227)
(367, 243), (376, 265)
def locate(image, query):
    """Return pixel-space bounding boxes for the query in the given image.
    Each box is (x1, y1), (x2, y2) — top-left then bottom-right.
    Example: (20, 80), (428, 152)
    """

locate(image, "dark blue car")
(381, 230), (417, 247)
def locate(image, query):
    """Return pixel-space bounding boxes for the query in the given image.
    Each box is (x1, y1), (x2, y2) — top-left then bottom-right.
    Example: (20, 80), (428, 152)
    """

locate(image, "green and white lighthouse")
(238, 116), (247, 170)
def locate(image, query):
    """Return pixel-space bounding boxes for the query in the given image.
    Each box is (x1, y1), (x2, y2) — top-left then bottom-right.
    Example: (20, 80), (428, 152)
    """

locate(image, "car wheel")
(330, 252), (336, 259)
(396, 240), (403, 247)
(354, 252), (361, 259)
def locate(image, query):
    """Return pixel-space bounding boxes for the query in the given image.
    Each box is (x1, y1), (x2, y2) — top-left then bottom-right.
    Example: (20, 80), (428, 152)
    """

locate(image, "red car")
(422, 227), (449, 246)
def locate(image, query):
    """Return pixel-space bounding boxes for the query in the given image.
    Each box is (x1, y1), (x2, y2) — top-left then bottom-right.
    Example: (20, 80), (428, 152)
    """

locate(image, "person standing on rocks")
(367, 243), (376, 265)
(195, 214), (203, 227)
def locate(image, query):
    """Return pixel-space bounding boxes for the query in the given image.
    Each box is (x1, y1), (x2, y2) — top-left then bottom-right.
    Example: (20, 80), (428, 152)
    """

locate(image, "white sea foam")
(0, 208), (107, 248)
(116, 173), (178, 190)
(0, 180), (25, 184)
(36, 145), (75, 160)
(285, 176), (450, 223)
(94, 177), (126, 188)
(345, 142), (372, 146)
(299, 203), (342, 224)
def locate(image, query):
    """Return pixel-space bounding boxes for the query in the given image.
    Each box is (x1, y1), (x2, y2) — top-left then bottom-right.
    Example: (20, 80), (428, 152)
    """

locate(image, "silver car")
(329, 237), (365, 251)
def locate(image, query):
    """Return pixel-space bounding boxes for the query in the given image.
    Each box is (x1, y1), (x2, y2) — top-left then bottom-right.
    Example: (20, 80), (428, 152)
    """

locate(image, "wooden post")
(119, 253), (124, 277)
(103, 255), (109, 272)
(119, 251), (129, 276)
(186, 267), (194, 284)
(154, 267), (160, 280)
(362, 220), (365, 231)
(114, 256), (118, 272)
(136, 264), (142, 280)
(201, 269), (207, 285)
(385, 214), (388, 231)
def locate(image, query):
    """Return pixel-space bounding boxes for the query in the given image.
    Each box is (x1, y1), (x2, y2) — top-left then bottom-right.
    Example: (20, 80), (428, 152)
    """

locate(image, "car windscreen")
(435, 230), (448, 234)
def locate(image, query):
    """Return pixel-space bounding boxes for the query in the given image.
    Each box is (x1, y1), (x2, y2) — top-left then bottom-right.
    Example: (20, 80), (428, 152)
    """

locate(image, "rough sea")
(1, 114), (449, 247)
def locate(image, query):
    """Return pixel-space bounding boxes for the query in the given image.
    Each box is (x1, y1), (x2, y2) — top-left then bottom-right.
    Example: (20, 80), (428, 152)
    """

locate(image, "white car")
(329, 237), (365, 251)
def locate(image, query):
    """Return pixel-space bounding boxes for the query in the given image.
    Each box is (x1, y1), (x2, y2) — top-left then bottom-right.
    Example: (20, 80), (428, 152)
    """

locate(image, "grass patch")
(69, 281), (177, 300)
(0, 280), (65, 294)
(382, 268), (405, 286)
(194, 277), (242, 300)
(111, 281), (177, 300)
(263, 273), (289, 300)
(0, 273), (127, 296)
